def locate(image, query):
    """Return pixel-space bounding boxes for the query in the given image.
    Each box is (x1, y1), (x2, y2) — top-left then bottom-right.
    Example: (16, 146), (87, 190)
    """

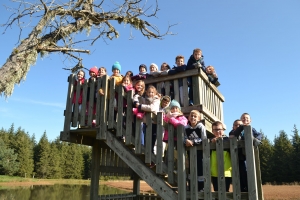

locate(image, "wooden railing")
(60, 70), (263, 200)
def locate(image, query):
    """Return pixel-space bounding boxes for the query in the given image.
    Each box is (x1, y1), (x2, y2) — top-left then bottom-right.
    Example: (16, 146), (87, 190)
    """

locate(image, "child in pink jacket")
(163, 99), (188, 143)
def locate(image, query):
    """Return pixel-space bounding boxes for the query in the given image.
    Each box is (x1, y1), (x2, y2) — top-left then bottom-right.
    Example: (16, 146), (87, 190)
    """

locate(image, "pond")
(0, 184), (128, 200)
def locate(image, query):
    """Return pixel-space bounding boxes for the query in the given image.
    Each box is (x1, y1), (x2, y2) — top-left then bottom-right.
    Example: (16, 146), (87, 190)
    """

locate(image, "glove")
(253, 138), (262, 147)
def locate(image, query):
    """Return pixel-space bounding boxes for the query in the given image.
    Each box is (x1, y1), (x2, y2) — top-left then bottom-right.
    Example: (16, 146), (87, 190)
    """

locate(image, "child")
(125, 70), (133, 78)
(163, 99), (188, 144)
(110, 61), (123, 85)
(137, 85), (161, 155)
(149, 63), (160, 77)
(153, 95), (171, 156)
(131, 64), (148, 81)
(210, 121), (232, 192)
(205, 65), (219, 86)
(72, 70), (85, 106)
(184, 110), (206, 191)
(229, 113), (262, 192)
(86, 66), (98, 126)
(168, 55), (187, 105)
(159, 62), (171, 95)
(132, 80), (146, 144)
(97, 66), (107, 78)
(160, 62), (171, 76)
(122, 75), (134, 112)
(186, 48), (206, 106)
(186, 48), (206, 72)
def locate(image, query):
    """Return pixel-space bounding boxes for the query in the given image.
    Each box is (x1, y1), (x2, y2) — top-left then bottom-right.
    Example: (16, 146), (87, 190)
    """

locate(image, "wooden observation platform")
(60, 68), (263, 200)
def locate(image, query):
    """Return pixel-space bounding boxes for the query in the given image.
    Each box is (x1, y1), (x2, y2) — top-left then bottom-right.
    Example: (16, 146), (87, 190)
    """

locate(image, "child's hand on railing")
(185, 139), (193, 147)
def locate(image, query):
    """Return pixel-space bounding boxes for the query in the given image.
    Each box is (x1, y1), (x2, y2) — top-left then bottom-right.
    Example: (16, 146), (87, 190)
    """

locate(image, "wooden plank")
(244, 126), (258, 200)
(167, 125), (175, 184)
(230, 138), (242, 200)
(116, 85), (123, 137)
(216, 137), (226, 200)
(108, 78), (115, 129)
(125, 90), (133, 146)
(189, 146), (198, 200)
(182, 77), (189, 107)
(145, 112), (152, 164)
(164, 81), (170, 98)
(97, 76), (108, 140)
(80, 80), (88, 127)
(87, 79), (96, 126)
(62, 75), (75, 140)
(176, 125), (186, 200)
(156, 112), (163, 174)
(135, 118), (142, 154)
(105, 130), (178, 200)
(254, 146), (264, 200)
(72, 78), (82, 127)
(202, 139), (212, 199)
(173, 79), (180, 104)
(90, 140), (100, 200)
(192, 75), (200, 105)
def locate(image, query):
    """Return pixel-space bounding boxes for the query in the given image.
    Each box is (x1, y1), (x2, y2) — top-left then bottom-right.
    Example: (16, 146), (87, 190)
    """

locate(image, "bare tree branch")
(0, 0), (177, 97)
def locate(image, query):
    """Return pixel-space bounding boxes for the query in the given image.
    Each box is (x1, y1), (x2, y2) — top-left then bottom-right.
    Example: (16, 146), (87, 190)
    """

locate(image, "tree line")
(1, 123), (300, 184)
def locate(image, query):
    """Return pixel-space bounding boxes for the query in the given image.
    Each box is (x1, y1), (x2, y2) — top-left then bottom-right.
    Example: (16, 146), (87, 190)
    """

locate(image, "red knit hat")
(89, 66), (98, 74)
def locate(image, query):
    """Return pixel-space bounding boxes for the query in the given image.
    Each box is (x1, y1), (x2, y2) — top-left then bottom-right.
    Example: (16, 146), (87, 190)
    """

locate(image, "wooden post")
(189, 146), (198, 200)
(203, 139), (212, 199)
(230, 138), (241, 200)
(156, 112), (163, 174)
(216, 137), (226, 200)
(90, 140), (101, 200)
(244, 126), (258, 200)
(177, 125), (186, 199)
(254, 146), (264, 200)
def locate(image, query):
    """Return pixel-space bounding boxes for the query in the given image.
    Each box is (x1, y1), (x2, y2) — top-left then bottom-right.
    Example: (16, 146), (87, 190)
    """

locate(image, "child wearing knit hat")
(131, 64), (149, 81)
(110, 61), (123, 85)
(149, 63), (161, 77)
(163, 99), (188, 143)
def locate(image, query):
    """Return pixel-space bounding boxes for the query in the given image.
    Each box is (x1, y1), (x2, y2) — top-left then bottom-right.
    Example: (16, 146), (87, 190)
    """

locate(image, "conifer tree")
(258, 131), (274, 183)
(291, 125), (300, 182)
(48, 142), (62, 178)
(271, 130), (293, 183)
(10, 127), (34, 177)
(35, 132), (51, 178)
(0, 138), (19, 175)
(63, 143), (84, 179)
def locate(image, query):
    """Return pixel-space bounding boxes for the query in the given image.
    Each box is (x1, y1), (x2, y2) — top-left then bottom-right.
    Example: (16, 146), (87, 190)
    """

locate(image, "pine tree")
(82, 146), (92, 179)
(35, 132), (51, 178)
(0, 138), (19, 175)
(291, 125), (300, 182)
(258, 131), (274, 183)
(63, 143), (84, 179)
(48, 141), (62, 178)
(271, 130), (293, 183)
(11, 127), (34, 177)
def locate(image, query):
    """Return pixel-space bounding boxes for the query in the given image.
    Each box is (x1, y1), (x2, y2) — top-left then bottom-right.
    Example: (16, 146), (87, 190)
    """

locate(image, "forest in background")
(0, 124), (299, 184)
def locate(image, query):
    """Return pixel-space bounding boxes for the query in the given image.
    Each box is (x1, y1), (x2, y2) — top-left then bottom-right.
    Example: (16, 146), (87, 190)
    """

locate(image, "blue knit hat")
(169, 100), (181, 110)
(112, 61), (121, 72)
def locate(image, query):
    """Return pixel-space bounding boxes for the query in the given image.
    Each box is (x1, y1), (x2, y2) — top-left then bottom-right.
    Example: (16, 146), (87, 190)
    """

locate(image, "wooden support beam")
(90, 140), (100, 200)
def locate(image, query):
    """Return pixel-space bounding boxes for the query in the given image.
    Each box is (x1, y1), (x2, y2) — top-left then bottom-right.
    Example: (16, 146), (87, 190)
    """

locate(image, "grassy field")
(1, 176), (300, 199)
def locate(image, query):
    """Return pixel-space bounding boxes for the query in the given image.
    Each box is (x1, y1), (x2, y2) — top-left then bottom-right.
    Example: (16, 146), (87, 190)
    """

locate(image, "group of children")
(71, 49), (261, 193)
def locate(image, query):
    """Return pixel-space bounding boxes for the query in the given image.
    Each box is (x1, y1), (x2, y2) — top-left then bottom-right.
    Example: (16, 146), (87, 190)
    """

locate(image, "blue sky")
(1, 1), (299, 142)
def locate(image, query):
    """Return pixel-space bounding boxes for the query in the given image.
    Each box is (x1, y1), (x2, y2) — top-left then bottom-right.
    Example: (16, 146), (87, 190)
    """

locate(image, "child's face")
(171, 106), (180, 113)
(98, 68), (106, 77)
(139, 67), (146, 73)
(135, 82), (144, 92)
(233, 120), (243, 131)
(122, 78), (131, 86)
(241, 114), (251, 126)
(146, 88), (155, 98)
(161, 99), (170, 108)
(89, 71), (96, 78)
(206, 66), (214, 74)
(161, 64), (169, 71)
(112, 69), (120, 76)
(193, 51), (202, 60)
(77, 71), (84, 80)
(188, 112), (200, 127)
(175, 58), (184, 67)
(212, 124), (224, 137)
(150, 65), (157, 72)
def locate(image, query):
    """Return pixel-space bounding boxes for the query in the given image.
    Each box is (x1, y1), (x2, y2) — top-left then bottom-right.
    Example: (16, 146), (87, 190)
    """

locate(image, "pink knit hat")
(89, 66), (98, 74)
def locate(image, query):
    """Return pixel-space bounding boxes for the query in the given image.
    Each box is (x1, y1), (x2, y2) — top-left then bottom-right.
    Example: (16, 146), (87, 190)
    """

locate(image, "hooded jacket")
(186, 55), (206, 72)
